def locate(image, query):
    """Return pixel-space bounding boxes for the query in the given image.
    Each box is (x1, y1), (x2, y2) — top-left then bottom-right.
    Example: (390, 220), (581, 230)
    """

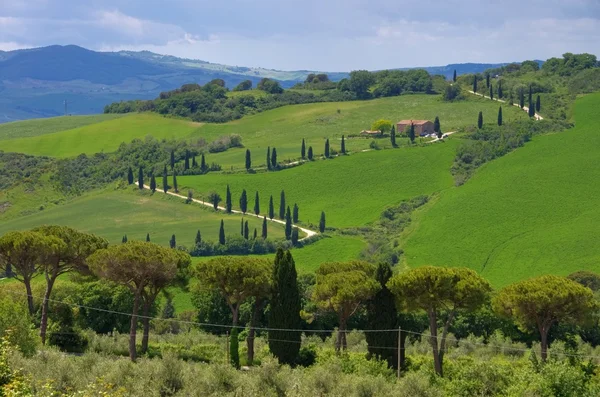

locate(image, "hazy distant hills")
(0, 45), (514, 122)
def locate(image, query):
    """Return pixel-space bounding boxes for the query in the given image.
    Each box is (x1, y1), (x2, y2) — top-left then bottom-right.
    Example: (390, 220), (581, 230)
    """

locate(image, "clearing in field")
(403, 92), (600, 287)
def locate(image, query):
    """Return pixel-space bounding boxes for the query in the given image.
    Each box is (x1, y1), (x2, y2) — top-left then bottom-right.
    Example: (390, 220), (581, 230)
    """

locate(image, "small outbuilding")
(396, 120), (434, 136)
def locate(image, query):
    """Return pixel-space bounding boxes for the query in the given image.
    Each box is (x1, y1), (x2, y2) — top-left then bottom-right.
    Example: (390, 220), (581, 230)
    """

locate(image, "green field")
(0, 114), (124, 140)
(403, 93), (600, 287)
(174, 141), (458, 229)
(0, 187), (287, 247)
(0, 114), (202, 157)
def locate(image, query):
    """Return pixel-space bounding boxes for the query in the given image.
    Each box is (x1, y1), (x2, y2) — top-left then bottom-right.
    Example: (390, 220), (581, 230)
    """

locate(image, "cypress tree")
(285, 206), (292, 240)
(127, 167), (134, 185)
(498, 80), (503, 98)
(489, 83), (493, 100)
(169, 234), (176, 249)
(341, 135), (346, 154)
(498, 106), (503, 126)
(453, 69), (457, 82)
(138, 167), (144, 189)
(473, 75), (478, 93)
(244, 221), (249, 240)
(268, 249), (301, 365)
(146, 233), (150, 242)
(319, 211), (326, 233)
(307, 146), (314, 160)
(478, 111), (483, 129)
(301, 139), (306, 159)
(173, 168), (178, 193)
(433, 116), (441, 136)
(529, 99), (535, 117)
(536, 95), (541, 112)
(365, 263), (398, 369)
(292, 203), (299, 223)
(266, 147), (271, 170)
(212, 193), (220, 210)
(245, 149), (251, 171)
(226, 185), (232, 213)
(163, 166), (168, 193)
(219, 220), (226, 245)
(184, 150), (190, 170)
(528, 85), (533, 107)
(170, 150), (175, 169)
(269, 195), (275, 220)
(254, 191), (260, 215)
(262, 216), (268, 239)
(408, 123), (415, 143)
(122, 235), (128, 243)
(195, 230), (202, 245)
(279, 190), (286, 220)
(271, 147), (278, 169)
(519, 88), (525, 109)
(291, 227), (299, 245)
(390, 126), (397, 147)
(230, 327), (240, 368)
(240, 189), (248, 214)
(241, 218), (244, 236)
(150, 175), (156, 192)
(253, 228), (257, 240)
(192, 154), (197, 167)
(324, 138), (330, 158)
(486, 73), (490, 88)
(200, 153), (206, 172)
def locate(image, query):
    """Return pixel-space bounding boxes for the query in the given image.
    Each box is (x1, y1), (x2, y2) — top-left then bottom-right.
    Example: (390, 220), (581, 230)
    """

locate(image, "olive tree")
(313, 261), (379, 352)
(88, 241), (183, 361)
(493, 275), (597, 362)
(388, 266), (491, 377)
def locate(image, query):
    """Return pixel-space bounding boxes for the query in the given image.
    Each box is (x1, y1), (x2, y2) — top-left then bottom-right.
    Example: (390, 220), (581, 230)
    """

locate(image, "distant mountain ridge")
(0, 45), (527, 122)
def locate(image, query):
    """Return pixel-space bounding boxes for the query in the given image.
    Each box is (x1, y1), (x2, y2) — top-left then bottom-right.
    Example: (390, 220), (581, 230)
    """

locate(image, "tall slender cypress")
(146, 233), (150, 242)
(529, 99), (536, 117)
(489, 83), (493, 100)
(486, 73), (490, 88)
(240, 189), (248, 214)
(528, 85), (533, 107)
(478, 111), (483, 129)
(127, 167), (134, 185)
(262, 216), (268, 239)
(138, 166), (144, 189)
(279, 190), (286, 220)
(307, 146), (314, 160)
(253, 228), (257, 240)
(170, 150), (175, 169)
(244, 221), (249, 240)
(122, 235), (128, 243)
(254, 191), (260, 215)
(324, 138), (330, 158)
(200, 153), (206, 172)
(192, 154), (197, 167)
(226, 185), (232, 213)
(285, 206), (292, 240)
(390, 126), (397, 147)
(473, 75), (478, 93)
(268, 249), (301, 365)
(266, 147), (271, 170)
(536, 95), (541, 112)
(453, 70), (457, 82)
(173, 168), (178, 193)
(498, 80), (503, 98)
(241, 218), (244, 236)
(269, 195), (275, 220)
(169, 234), (176, 249)
(341, 135), (346, 154)
(519, 88), (525, 109)
(498, 106), (503, 126)
(150, 175), (156, 192)
(301, 139), (306, 159)
(408, 123), (415, 143)
(319, 211), (326, 233)
(230, 327), (240, 368)
(433, 116), (441, 135)
(184, 150), (190, 170)
(195, 230), (202, 245)
(293, 203), (299, 223)
(219, 220), (226, 245)
(271, 147), (278, 169)
(291, 228), (299, 246)
(245, 149), (252, 171)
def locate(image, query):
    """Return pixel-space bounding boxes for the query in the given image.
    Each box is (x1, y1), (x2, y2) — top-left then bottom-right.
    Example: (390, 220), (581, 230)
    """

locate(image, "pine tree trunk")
(428, 310), (443, 377)
(129, 294), (140, 362)
(24, 279), (35, 316)
(40, 275), (56, 345)
(540, 326), (549, 362)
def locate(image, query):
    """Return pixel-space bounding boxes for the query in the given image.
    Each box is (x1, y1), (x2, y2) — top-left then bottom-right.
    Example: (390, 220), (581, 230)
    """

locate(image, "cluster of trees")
(338, 69), (435, 99)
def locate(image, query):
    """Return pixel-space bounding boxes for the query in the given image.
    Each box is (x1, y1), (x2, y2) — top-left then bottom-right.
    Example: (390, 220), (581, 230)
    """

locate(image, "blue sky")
(1, 0), (599, 71)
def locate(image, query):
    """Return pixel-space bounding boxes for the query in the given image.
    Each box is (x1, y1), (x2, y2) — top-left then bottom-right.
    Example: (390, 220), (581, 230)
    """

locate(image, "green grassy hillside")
(0, 114), (124, 140)
(0, 114), (202, 157)
(175, 141), (458, 229)
(403, 93), (600, 287)
(0, 187), (286, 247)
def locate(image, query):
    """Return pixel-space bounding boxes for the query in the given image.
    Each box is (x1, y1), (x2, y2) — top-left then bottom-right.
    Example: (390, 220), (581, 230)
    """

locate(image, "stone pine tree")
(195, 230), (202, 246)
(498, 106), (503, 126)
(324, 138), (330, 158)
(293, 203), (299, 223)
(244, 221), (249, 240)
(473, 75), (478, 93)
(138, 167), (144, 189)
(254, 191), (260, 215)
(146, 233), (150, 242)
(271, 147), (278, 169)
(301, 139), (306, 159)
(279, 190), (286, 220)
(408, 123), (415, 143)
(268, 249), (301, 365)
(308, 146), (314, 160)
(170, 150), (175, 169)
(240, 189), (248, 214)
(291, 228), (299, 245)
(169, 234), (176, 249)
(184, 150), (190, 170)
(366, 263), (398, 368)
(341, 135), (346, 154)
(162, 166), (168, 193)
(219, 220), (226, 245)
(172, 168), (178, 193)
(489, 83), (493, 100)
(453, 70), (457, 82)
(285, 206), (292, 240)
(150, 174), (156, 192)
(262, 216), (268, 239)
(200, 153), (207, 172)
(390, 125), (397, 147)
(433, 116), (441, 139)
(269, 195), (275, 220)
(127, 167), (134, 185)
(319, 211), (326, 233)
(498, 80), (503, 98)
(536, 95), (541, 112)
(266, 147), (271, 170)
(478, 111), (483, 129)
(245, 149), (251, 171)
(226, 185), (232, 213)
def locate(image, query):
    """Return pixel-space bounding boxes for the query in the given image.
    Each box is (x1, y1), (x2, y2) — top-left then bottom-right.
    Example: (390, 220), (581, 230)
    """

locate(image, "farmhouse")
(396, 120), (434, 136)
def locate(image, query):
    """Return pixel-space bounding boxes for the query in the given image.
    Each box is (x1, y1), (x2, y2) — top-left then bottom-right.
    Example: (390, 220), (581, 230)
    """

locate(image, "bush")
(0, 298), (38, 356)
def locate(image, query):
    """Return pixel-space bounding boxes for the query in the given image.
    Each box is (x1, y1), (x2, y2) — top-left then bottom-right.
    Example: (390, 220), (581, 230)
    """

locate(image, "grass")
(0, 114), (124, 140)
(0, 114), (203, 157)
(174, 141), (458, 229)
(403, 92), (600, 287)
(0, 187), (286, 247)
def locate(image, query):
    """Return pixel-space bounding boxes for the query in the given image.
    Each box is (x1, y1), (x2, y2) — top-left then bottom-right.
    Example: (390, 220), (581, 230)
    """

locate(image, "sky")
(1, 0), (599, 71)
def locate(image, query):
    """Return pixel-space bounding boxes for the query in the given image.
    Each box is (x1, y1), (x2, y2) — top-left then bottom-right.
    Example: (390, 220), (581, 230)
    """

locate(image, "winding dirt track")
(467, 90), (544, 120)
